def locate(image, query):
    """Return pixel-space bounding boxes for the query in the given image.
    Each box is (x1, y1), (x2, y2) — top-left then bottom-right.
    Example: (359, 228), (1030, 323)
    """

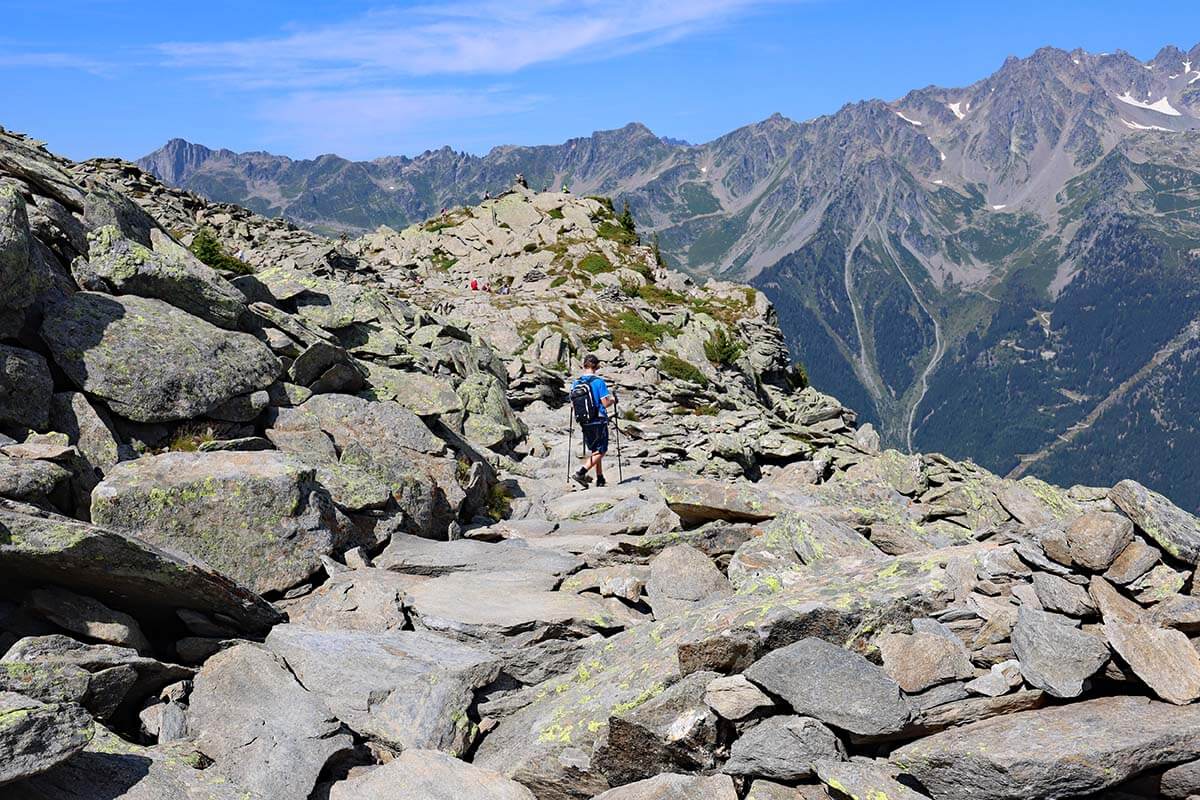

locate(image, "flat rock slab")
(0, 498), (280, 633)
(6, 725), (251, 800)
(283, 568), (423, 632)
(878, 631), (973, 693)
(814, 759), (929, 800)
(4, 635), (192, 719)
(645, 544), (731, 618)
(723, 715), (845, 781)
(658, 479), (816, 524)
(40, 292), (279, 423)
(376, 534), (581, 577)
(265, 625), (500, 754)
(0, 691), (93, 786)
(1105, 620), (1200, 704)
(189, 644), (354, 800)
(26, 586), (151, 652)
(91, 451), (349, 594)
(704, 674), (772, 721)
(1010, 607), (1108, 698)
(891, 695), (1200, 800)
(1110, 479), (1200, 564)
(744, 637), (911, 737)
(329, 749), (534, 800)
(591, 774), (738, 800)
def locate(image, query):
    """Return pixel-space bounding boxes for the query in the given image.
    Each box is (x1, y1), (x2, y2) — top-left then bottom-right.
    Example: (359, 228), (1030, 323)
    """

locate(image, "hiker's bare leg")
(593, 454), (604, 479)
(586, 451), (603, 474)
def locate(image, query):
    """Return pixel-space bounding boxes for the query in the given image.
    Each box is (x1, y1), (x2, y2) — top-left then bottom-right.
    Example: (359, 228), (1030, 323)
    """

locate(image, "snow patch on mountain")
(895, 111), (923, 126)
(1115, 92), (1183, 116)
(947, 102), (966, 120)
(1123, 119), (1174, 132)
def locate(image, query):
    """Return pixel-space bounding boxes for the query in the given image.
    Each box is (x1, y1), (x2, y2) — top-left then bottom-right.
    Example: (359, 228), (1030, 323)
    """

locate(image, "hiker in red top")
(470, 279), (479, 291)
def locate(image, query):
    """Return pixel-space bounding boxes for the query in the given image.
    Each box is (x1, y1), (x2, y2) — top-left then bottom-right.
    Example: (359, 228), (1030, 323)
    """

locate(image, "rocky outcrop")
(6, 125), (1200, 800)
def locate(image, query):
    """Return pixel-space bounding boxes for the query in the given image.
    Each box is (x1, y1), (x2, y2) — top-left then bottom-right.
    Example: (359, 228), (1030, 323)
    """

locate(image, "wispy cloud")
(0, 51), (114, 76)
(150, 0), (786, 156)
(256, 86), (541, 156)
(158, 0), (778, 84)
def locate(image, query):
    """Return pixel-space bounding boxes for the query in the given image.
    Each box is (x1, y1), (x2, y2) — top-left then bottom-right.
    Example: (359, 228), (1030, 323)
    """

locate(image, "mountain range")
(140, 43), (1200, 512)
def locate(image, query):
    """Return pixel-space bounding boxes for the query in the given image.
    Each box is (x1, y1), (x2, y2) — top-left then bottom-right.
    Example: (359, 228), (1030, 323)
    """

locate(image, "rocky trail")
(5, 125), (1200, 800)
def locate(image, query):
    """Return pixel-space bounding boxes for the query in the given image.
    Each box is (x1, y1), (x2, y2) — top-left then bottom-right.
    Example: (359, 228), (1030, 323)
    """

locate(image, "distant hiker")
(562, 183), (571, 193)
(499, 285), (511, 296)
(570, 355), (615, 488)
(484, 190), (491, 200)
(515, 173), (528, 188)
(470, 278), (479, 291)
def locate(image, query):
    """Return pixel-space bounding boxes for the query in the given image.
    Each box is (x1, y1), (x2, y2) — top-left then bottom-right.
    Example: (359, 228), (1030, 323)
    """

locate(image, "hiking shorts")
(581, 421), (609, 454)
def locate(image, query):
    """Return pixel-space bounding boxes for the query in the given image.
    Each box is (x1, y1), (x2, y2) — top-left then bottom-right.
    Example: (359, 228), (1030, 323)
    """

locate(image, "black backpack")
(570, 376), (601, 425)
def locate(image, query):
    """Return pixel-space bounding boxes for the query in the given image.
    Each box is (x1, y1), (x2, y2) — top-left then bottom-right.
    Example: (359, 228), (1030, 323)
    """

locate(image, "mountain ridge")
(139, 41), (1200, 512)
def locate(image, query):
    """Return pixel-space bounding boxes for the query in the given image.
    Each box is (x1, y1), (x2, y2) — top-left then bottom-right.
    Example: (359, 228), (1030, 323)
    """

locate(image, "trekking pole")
(612, 397), (624, 484)
(566, 403), (574, 486)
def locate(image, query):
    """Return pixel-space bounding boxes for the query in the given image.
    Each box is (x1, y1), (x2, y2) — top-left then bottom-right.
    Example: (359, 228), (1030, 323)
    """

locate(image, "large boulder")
(1104, 619), (1200, 704)
(645, 544), (732, 618)
(189, 644), (354, 800)
(0, 184), (38, 338)
(91, 451), (351, 594)
(1010, 607), (1108, 698)
(0, 691), (93, 786)
(40, 292), (279, 423)
(592, 670), (722, 785)
(891, 696), (1200, 800)
(6, 724), (251, 800)
(264, 625), (500, 754)
(0, 345), (52, 431)
(328, 749), (535, 800)
(270, 394), (462, 536)
(723, 715), (845, 781)
(0, 498), (280, 633)
(1109, 479), (1200, 564)
(457, 372), (526, 449)
(590, 774), (738, 800)
(744, 638), (912, 737)
(82, 226), (246, 329)
(48, 392), (121, 474)
(25, 586), (150, 652)
(283, 568), (418, 632)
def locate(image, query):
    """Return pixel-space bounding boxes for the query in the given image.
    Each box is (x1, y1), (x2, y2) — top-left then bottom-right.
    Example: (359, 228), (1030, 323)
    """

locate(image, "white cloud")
(255, 87), (541, 157)
(158, 0), (781, 84)
(0, 51), (113, 76)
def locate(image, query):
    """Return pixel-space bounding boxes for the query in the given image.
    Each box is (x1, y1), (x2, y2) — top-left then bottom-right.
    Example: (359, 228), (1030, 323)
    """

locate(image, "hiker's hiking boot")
(572, 468), (592, 489)
(596, 475), (607, 488)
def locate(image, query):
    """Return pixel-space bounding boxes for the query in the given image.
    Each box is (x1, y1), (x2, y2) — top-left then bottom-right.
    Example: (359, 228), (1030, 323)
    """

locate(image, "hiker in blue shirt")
(571, 354), (615, 488)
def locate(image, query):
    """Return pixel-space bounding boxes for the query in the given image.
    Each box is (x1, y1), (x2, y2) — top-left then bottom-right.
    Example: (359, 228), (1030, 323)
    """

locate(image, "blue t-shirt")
(575, 375), (610, 418)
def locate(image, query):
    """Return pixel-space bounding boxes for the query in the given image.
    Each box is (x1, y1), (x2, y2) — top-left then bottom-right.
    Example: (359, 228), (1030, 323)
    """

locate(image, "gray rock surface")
(878, 630), (974, 693)
(265, 625), (500, 754)
(189, 644), (353, 800)
(41, 292), (279, 423)
(1110, 479), (1200, 565)
(724, 715), (845, 781)
(25, 586), (151, 652)
(328, 749), (535, 800)
(91, 451), (350, 594)
(744, 638), (912, 737)
(0, 691), (93, 786)
(814, 759), (929, 800)
(891, 696), (1200, 800)
(704, 674), (773, 721)
(1010, 607), (1108, 698)
(1104, 620), (1200, 704)
(590, 774), (738, 800)
(84, 225), (246, 328)
(645, 544), (732, 618)
(0, 345), (52, 431)
(0, 498), (280, 632)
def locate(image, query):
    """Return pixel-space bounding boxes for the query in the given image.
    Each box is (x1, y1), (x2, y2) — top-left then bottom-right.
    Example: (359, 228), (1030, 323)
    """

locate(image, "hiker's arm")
(601, 395), (615, 408)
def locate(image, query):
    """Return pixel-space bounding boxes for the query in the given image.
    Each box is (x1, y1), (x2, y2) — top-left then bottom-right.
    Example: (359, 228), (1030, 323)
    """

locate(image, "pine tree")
(651, 232), (665, 268)
(619, 200), (636, 235)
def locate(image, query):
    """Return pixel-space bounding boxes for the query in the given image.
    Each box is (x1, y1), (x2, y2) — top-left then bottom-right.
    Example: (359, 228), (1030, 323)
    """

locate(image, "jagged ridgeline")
(8, 125), (1200, 800)
(142, 43), (1200, 515)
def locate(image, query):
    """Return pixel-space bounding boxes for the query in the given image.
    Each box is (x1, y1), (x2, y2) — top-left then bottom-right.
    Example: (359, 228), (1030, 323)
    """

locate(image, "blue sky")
(2, 0), (1199, 161)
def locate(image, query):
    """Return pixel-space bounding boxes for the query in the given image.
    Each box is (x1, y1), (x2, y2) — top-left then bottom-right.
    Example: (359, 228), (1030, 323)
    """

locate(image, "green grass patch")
(547, 207), (564, 220)
(579, 253), (614, 274)
(189, 227), (253, 275)
(659, 354), (709, 386)
(612, 311), (679, 349)
(704, 326), (744, 366)
(550, 275), (569, 288)
(596, 221), (639, 246)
